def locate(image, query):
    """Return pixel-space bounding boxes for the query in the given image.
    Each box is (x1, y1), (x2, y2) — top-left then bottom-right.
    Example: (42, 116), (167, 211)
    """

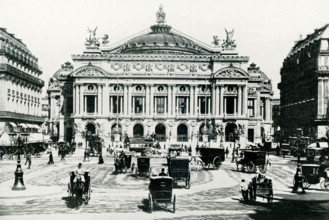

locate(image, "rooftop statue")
(156, 5), (166, 24)
(85, 27), (100, 47)
(222, 28), (236, 50)
(102, 34), (109, 45)
(212, 35), (220, 47)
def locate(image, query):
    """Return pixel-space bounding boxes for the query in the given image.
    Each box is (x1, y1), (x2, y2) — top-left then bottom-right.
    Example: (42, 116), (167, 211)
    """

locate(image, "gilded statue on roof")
(156, 5), (166, 24)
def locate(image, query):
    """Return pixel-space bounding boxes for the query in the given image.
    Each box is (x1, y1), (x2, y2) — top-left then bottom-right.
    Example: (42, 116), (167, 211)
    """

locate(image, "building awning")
(33, 124), (41, 129)
(20, 124), (28, 128)
(9, 122), (17, 128)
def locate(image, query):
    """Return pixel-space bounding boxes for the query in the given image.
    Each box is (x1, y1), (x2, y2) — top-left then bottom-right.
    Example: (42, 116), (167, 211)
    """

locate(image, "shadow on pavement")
(138, 198), (175, 214)
(62, 196), (83, 209)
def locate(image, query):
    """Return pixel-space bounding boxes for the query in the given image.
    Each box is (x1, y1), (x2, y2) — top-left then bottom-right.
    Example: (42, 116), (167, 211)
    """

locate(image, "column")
(120, 96), (123, 114)
(243, 85), (248, 116)
(193, 86), (198, 116)
(123, 85), (128, 115)
(145, 85), (150, 115)
(189, 87), (193, 117)
(212, 85), (215, 116)
(220, 86), (224, 116)
(224, 97), (227, 115)
(79, 85), (83, 114)
(128, 85), (132, 115)
(198, 98), (201, 115)
(168, 85), (172, 116)
(104, 84), (109, 115)
(97, 84), (101, 115)
(318, 79), (323, 115)
(238, 85), (241, 116)
(132, 97), (135, 114)
(73, 84), (77, 115)
(94, 96), (97, 114)
(110, 97), (113, 113)
(150, 85), (154, 116)
(234, 97), (237, 115)
(256, 89), (260, 117)
(164, 97), (167, 115)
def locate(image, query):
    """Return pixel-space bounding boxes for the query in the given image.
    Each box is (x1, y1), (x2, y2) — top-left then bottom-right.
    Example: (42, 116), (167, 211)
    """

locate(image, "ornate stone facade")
(48, 6), (273, 148)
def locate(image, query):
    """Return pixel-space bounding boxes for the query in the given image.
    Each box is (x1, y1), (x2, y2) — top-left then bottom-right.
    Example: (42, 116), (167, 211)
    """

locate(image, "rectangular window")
(86, 95), (95, 113)
(134, 96), (144, 114)
(12, 90), (15, 97)
(8, 89), (10, 96)
(177, 97), (188, 114)
(198, 97), (211, 114)
(226, 97), (235, 114)
(248, 99), (255, 117)
(260, 98), (265, 119)
(110, 96), (123, 113)
(156, 97), (166, 114)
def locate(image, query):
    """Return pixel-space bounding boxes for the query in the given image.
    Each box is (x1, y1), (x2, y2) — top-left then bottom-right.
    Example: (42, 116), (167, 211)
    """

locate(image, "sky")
(1, 0), (329, 98)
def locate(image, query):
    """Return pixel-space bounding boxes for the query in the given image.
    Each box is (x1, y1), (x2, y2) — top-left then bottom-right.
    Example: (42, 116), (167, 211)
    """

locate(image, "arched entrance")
(86, 123), (96, 135)
(133, 123), (144, 138)
(177, 124), (188, 142)
(225, 123), (237, 142)
(155, 123), (166, 142)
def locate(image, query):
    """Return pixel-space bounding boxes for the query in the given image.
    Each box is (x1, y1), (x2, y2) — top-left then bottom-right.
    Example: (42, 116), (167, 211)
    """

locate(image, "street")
(0, 148), (329, 220)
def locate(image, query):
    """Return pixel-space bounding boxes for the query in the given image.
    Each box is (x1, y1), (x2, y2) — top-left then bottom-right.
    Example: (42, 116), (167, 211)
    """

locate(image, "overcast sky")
(1, 0), (329, 98)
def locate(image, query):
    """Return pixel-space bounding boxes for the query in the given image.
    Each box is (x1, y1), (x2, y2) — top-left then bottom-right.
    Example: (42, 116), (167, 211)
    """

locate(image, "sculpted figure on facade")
(102, 34), (109, 45)
(85, 27), (100, 47)
(156, 5), (166, 24)
(212, 35), (220, 47)
(123, 63), (131, 72)
(222, 28), (236, 49)
(145, 64), (153, 72)
(190, 64), (197, 73)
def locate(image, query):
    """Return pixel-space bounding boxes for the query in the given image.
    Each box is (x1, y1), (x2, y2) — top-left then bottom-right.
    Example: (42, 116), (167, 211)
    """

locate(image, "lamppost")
(82, 129), (91, 162)
(9, 125), (30, 190)
(292, 129), (305, 194)
(217, 124), (224, 148)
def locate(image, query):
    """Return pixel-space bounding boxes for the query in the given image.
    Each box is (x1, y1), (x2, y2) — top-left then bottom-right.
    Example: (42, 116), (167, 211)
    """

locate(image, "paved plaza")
(0, 148), (329, 219)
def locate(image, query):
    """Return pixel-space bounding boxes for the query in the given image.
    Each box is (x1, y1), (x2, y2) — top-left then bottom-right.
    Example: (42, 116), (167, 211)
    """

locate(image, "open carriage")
(236, 150), (269, 173)
(148, 176), (176, 213)
(198, 147), (225, 169)
(67, 171), (91, 204)
(168, 157), (190, 189)
(167, 146), (183, 166)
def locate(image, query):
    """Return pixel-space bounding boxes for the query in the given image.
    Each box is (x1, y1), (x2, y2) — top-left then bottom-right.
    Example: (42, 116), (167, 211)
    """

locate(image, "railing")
(0, 111), (44, 122)
(0, 64), (44, 86)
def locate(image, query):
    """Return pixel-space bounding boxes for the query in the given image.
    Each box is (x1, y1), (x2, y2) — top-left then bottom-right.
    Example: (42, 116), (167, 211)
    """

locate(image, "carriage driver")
(74, 163), (85, 183)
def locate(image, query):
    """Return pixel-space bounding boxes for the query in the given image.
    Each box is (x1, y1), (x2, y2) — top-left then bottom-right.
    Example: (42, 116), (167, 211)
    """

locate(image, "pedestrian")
(61, 151), (65, 161)
(225, 147), (229, 158)
(188, 145), (192, 156)
(240, 179), (249, 202)
(158, 168), (167, 176)
(98, 153), (104, 164)
(26, 152), (32, 169)
(196, 144), (200, 155)
(48, 151), (54, 164)
(276, 145), (281, 156)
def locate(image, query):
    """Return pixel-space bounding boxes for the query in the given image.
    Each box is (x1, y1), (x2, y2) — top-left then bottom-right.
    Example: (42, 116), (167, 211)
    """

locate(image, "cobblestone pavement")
(0, 149), (329, 219)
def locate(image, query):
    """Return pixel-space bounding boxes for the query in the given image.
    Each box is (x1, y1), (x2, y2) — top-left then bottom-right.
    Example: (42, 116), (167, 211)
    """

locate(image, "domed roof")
(119, 24), (209, 55)
(52, 62), (73, 80)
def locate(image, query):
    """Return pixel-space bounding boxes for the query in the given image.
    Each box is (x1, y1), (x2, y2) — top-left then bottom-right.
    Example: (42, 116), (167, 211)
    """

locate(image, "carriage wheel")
(213, 156), (222, 169)
(320, 179), (329, 191)
(67, 183), (71, 197)
(247, 161), (256, 173)
(149, 193), (153, 213)
(173, 194), (176, 213)
(259, 164), (267, 174)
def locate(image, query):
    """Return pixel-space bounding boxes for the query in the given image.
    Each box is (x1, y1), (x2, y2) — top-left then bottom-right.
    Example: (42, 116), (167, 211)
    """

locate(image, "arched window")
(86, 123), (96, 135)
(225, 123), (237, 142)
(133, 124), (144, 139)
(111, 123), (122, 141)
(155, 124), (166, 142)
(177, 124), (188, 142)
(199, 123), (210, 141)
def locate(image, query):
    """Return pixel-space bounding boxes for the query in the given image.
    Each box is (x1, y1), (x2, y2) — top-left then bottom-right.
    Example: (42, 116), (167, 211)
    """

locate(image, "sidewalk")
(273, 188), (329, 201)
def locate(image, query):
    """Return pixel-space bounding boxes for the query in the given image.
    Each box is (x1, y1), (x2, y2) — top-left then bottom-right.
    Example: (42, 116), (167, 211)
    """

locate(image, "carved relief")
(76, 68), (107, 76)
(111, 63), (122, 71)
(224, 85), (237, 94)
(248, 87), (257, 96)
(190, 64), (197, 73)
(123, 63), (131, 72)
(167, 64), (175, 72)
(133, 63), (145, 71)
(155, 63), (165, 71)
(145, 64), (153, 72)
(199, 64), (209, 71)
(177, 64), (188, 71)
(216, 69), (246, 78)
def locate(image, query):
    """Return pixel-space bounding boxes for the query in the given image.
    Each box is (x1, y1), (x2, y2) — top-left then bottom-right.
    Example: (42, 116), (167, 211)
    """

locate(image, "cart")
(148, 176), (176, 213)
(134, 156), (151, 177)
(236, 150), (269, 173)
(198, 147), (225, 169)
(293, 164), (329, 190)
(67, 171), (91, 205)
(168, 157), (190, 189)
(280, 143), (290, 158)
(249, 175), (273, 203)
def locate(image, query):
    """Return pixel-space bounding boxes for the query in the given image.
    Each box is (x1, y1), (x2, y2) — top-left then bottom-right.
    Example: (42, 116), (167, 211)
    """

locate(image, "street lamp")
(9, 125), (30, 190)
(292, 130), (305, 194)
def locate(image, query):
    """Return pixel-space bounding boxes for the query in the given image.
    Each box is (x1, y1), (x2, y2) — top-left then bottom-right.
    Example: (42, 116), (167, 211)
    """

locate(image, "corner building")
(48, 7), (273, 148)
(279, 24), (329, 139)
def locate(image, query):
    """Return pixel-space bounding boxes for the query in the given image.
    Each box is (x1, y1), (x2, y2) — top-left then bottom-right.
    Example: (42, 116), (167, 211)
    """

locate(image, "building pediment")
(72, 63), (108, 77)
(213, 66), (249, 79)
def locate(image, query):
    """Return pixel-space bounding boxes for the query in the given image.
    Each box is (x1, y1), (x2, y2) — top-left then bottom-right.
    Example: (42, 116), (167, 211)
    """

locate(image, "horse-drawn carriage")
(168, 157), (190, 189)
(129, 138), (154, 157)
(198, 146), (225, 169)
(248, 174), (273, 203)
(148, 176), (176, 213)
(114, 150), (132, 173)
(167, 146), (183, 165)
(67, 171), (91, 205)
(293, 164), (329, 190)
(280, 143), (291, 158)
(134, 156), (151, 177)
(236, 150), (269, 173)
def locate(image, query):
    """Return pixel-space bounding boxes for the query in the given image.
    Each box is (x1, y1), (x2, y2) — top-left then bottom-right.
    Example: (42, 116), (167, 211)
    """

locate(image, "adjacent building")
(279, 24), (329, 140)
(0, 27), (44, 134)
(48, 6), (273, 148)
